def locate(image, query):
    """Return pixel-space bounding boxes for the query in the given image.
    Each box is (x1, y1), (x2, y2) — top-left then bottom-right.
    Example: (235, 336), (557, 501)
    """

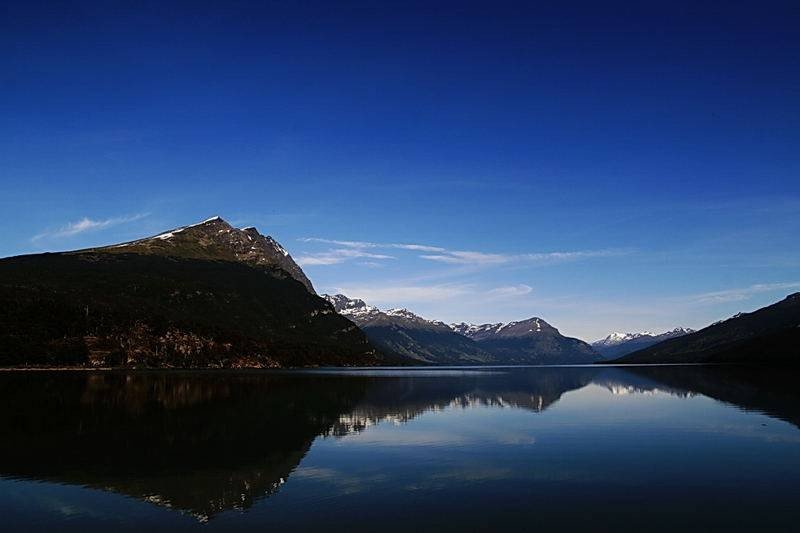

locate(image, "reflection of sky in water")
(1, 369), (800, 531)
(251, 382), (800, 532)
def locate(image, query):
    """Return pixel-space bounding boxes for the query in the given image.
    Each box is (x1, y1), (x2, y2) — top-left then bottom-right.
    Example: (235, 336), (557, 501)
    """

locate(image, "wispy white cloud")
(420, 250), (509, 265)
(299, 237), (445, 253)
(421, 249), (627, 265)
(485, 284), (533, 298)
(333, 284), (472, 304)
(296, 248), (396, 266)
(688, 282), (800, 304)
(31, 213), (150, 242)
(359, 261), (385, 268)
(521, 250), (625, 263)
(394, 243), (448, 252)
(332, 283), (534, 305)
(301, 236), (627, 267)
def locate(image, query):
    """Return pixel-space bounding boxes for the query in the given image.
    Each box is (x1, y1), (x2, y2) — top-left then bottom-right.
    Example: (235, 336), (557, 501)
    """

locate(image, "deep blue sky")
(1, 1), (798, 340)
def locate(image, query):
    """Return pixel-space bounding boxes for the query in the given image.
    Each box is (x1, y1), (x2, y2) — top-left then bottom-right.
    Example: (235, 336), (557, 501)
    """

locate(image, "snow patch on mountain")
(592, 327), (694, 347)
(324, 295), (450, 329)
(449, 317), (557, 340)
(100, 216), (316, 294)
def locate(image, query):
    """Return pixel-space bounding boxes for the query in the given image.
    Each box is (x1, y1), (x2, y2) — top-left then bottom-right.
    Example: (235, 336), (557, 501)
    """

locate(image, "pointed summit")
(450, 317), (557, 341)
(89, 216), (316, 293)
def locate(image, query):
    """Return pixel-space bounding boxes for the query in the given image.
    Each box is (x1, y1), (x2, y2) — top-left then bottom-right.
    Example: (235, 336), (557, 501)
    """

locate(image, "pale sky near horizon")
(2, 1), (798, 341)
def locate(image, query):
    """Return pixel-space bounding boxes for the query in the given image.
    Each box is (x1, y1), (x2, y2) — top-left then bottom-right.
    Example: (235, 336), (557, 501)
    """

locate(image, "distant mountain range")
(592, 328), (694, 359)
(323, 294), (494, 364)
(324, 294), (602, 365)
(451, 317), (602, 364)
(0, 217), (380, 368)
(609, 293), (800, 364)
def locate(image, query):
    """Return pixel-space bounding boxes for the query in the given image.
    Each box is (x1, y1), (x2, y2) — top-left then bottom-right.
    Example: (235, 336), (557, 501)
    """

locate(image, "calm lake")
(1, 366), (799, 531)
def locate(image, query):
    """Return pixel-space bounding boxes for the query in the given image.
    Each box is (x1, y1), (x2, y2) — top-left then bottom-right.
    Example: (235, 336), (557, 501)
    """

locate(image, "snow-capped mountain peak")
(449, 317), (556, 340)
(97, 216), (316, 294)
(592, 327), (695, 347)
(323, 294), (381, 318)
(386, 308), (416, 319)
(323, 295), (451, 330)
(449, 322), (504, 337)
(594, 331), (653, 347)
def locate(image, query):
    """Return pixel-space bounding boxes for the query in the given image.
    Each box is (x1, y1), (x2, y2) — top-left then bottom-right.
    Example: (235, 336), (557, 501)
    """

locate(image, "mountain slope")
(91, 216), (315, 294)
(325, 294), (601, 365)
(610, 293), (800, 364)
(592, 328), (694, 359)
(452, 318), (602, 364)
(323, 294), (493, 364)
(0, 218), (379, 368)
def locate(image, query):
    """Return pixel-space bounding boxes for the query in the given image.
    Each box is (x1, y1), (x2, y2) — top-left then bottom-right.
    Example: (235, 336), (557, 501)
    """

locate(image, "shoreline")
(0, 362), (751, 372)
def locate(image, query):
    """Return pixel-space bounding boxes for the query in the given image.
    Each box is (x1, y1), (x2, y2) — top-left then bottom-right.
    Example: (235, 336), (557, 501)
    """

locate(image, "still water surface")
(1, 366), (799, 531)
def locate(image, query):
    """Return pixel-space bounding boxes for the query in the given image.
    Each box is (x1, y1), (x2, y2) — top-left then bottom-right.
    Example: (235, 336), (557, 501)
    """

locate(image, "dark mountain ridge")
(610, 293), (800, 364)
(454, 317), (602, 364)
(0, 218), (380, 368)
(88, 216), (315, 293)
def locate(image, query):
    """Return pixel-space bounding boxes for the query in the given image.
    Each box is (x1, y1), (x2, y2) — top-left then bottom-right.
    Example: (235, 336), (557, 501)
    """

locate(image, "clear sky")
(2, 1), (798, 341)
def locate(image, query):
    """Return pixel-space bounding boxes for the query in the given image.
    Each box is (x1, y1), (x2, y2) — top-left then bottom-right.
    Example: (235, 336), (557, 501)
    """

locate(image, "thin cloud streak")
(333, 284), (472, 304)
(301, 236), (628, 267)
(331, 283), (534, 305)
(296, 248), (396, 266)
(688, 282), (800, 304)
(420, 251), (508, 265)
(486, 284), (533, 298)
(31, 213), (150, 242)
(421, 249), (628, 265)
(300, 237), (445, 253)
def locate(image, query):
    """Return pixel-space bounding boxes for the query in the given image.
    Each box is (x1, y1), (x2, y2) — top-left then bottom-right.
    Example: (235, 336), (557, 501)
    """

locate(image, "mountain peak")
(450, 317), (556, 340)
(594, 331), (652, 347)
(611, 293), (800, 364)
(323, 294), (374, 314)
(88, 216), (316, 293)
(325, 295), (599, 365)
(592, 327), (695, 347)
(323, 294), (451, 330)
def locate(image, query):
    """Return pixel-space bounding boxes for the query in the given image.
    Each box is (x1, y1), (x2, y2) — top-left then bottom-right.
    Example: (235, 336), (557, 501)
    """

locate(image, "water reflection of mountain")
(592, 367), (697, 397)
(614, 365), (800, 429)
(332, 367), (596, 434)
(0, 372), (367, 520)
(0, 366), (798, 519)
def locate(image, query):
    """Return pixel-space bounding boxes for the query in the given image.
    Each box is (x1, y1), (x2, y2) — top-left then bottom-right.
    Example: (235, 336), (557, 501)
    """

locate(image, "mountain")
(451, 318), (602, 364)
(324, 294), (601, 365)
(93, 216), (315, 293)
(323, 294), (493, 364)
(592, 328), (694, 359)
(610, 293), (800, 364)
(0, 217), (381, 368)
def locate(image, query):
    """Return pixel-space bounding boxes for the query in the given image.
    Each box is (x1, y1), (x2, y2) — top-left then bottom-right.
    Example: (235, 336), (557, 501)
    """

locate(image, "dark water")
(1, 366), (799, 532)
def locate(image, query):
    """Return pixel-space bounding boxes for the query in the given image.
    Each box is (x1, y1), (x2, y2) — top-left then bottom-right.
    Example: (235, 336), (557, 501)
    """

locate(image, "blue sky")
(1, 1), (798, 340)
